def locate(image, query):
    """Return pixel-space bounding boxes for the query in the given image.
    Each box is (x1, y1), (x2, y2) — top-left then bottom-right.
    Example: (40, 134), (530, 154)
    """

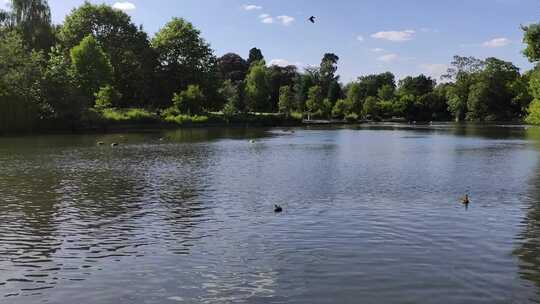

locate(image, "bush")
(173, 85), (205, 115)
(101, 108), (158, 123)
(95, 85), (122, 109)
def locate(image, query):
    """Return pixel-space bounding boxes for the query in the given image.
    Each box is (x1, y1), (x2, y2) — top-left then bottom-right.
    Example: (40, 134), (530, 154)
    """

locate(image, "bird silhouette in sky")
(308, 16), (316, 23)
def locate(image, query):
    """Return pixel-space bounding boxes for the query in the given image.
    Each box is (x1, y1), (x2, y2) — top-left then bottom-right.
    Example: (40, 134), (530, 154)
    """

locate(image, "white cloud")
(371, 30), (415, 42)
(269, 59), (290, 67)
(243, 4), (262, 11)
(268, 59), (303, 67)
(378, 54), (399, 62)
(261, 17), (274, 24)
(371, 48), (385, 53)
(259, 14), (270, 19)
(112, 2), (136, 12)
(357, 35), (364, 42)
(482, 37), (511, 48)
(420, 63), (449, 80)
(277, 15), (295, 26)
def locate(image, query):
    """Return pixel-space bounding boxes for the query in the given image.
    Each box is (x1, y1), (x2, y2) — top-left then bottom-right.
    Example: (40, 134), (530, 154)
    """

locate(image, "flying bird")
(308, 16), (316, 23)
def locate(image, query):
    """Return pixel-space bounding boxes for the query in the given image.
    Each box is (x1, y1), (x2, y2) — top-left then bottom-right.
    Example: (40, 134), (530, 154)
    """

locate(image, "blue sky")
(2, 0), (537, 82)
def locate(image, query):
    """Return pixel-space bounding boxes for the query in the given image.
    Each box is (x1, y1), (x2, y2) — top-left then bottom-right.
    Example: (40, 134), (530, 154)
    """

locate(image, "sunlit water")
(1, 124), (540, 303)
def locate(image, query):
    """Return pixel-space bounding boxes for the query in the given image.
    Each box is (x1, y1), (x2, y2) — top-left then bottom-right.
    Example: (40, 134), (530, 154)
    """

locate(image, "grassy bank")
(82, 108), (304, 132)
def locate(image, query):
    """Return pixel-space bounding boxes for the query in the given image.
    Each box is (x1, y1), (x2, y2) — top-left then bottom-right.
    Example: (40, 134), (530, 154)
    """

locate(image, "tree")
(244, 61), (270, 112)
(173, 85), (205, 115)
(152, 17), (218, 108)
(41, 46), (86, 123)
(247, 47), (264, 66)
(526, 70), (540, 124)
(332, 99), (352, 118)
(320, 53), (339, 97)
(363, 96), (380, 119)
(327, 80), (343, 103)
(523, 23), (540, 63)
(357, 72), (396, 99)
(345, 82), (363, 114)
(306, 85), (322, 116)
(218, 53), (249, 82)
(278, 86), (293, 116)
(4, 0), (54, 50)
(293, 68), (318, 112)
(95, 85), (121, 110)
(444, 56), (485, 121)
(398, 74), (436, 97)
(378, 84), (395, 101)
(60, 2), (156, 106)
(70, 35), (113, 101)
(268, 65), (298, 112)
(219, 79), (243, 114)
(0, 30), (45, 131)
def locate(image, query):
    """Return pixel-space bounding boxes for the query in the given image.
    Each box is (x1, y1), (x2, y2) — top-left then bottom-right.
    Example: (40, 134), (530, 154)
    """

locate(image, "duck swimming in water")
(274, 205), (283, 213)
(461, 194), (470, 205)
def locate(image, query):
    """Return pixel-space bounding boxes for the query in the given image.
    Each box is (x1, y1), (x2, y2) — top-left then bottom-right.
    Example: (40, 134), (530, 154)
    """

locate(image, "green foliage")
(0, 30), (45, 132)
(321, 98), (333, 119)
(219, 79), (243, 113)
(523, 23), (540, 63)
(278, 86), (293, 116)
(247, 47), (264, 66)
(345, 82), (363, 114)
(161, 108), (209, 125)
(378, 84), (395, 101)
(70, 35), (113, 99)
(95, 85), (122, 110)
(173, 85), (205, 115)
(526, 100), (540, 124)
(4, 0), (54, 50)
(60, 2), (155, 106)
(152, 17), (219, 109)
(306, 85), (323, 114)
(101, 108), (158, 123)
(245, 61), (270, 112)
(332, 99), (352, 118)
(41, 46), (85, 123)
(363, 96), (380, 119)
(526, 71), (540, 124)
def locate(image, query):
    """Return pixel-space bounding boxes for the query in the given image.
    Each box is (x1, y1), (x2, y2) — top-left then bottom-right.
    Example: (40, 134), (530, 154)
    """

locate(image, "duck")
(249, 140), (256, 144)
(274, 205), (283, 213)
(111, 143), (119, 147)
(97, 141), (105, 146)
(461, 194), (470, 205)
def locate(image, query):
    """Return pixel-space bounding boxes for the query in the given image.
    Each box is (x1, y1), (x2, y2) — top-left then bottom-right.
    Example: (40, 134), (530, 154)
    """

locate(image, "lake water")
(1, 124), (540, 303)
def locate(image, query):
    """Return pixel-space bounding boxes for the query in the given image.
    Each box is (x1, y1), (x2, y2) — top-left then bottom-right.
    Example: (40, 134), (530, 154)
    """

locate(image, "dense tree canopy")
(1, 0), (540, 132)
(152, 17), (218, 109)
(60, 2), (155, 106)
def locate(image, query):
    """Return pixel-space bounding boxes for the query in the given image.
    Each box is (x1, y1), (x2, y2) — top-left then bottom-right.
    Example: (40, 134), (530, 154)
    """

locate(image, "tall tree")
(320, 53), (339, 98)
(244, 61), (270, 112)
(247, 47), (264, 66)
(70, 35), (113, 102)
(523, 23), (540, 63)
(60, 2), (156, 106)
(218, 53), (249, 82)
(152, 17), (219, 109)
(3, 0), (54, 50)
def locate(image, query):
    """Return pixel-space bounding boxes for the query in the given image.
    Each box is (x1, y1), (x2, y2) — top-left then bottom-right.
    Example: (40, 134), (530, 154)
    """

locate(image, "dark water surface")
(2, 124), (540, 303)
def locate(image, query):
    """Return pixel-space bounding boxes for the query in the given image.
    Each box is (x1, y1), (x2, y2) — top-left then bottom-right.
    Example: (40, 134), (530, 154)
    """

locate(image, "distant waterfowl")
(274, 205), (283, 213)
(249, 140), (256, 144)
(97, 141), (105, 146)
(111, 143), (119, 147)
(461, 194), (470, 205)
(308, 16), (316, 23)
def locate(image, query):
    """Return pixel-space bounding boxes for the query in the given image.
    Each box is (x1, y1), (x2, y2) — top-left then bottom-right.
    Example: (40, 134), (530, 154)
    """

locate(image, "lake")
(1, 124), (540, 303)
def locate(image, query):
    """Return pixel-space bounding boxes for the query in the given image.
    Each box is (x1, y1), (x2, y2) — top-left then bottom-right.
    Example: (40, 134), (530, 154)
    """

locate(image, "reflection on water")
(0, 125), (540, 303)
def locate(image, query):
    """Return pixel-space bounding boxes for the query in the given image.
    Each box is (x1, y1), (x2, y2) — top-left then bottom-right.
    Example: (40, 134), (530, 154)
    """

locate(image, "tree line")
(1, 0), (540, 132)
